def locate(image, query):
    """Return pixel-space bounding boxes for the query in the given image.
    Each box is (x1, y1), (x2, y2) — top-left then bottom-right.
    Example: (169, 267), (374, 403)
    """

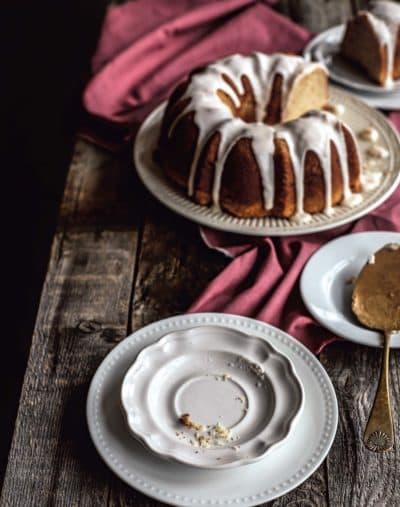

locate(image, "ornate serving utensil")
(352, 243), (400, 452)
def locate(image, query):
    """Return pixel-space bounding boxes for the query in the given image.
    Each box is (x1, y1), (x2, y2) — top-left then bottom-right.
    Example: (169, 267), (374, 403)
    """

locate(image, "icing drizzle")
(168, 52), (361, 218)
(276, 110), (358, 220)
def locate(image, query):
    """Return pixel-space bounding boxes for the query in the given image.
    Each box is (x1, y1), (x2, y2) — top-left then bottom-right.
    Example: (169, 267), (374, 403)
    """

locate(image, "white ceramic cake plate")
(303, 25), (400, 108)
(345, 87), (400, 110)
(300, 231), (400, 348)
(87, 313), (338, 507)
(134, 88), (400, 236)
(121, 325), (303, 469)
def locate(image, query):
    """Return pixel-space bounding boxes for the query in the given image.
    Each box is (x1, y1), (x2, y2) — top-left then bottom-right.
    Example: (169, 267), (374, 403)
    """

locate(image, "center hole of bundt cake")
(217, 73), (283, 125)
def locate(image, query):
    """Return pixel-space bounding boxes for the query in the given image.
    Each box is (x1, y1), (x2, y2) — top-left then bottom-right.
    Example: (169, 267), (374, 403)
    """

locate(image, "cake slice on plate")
(340, 1), (400, 87)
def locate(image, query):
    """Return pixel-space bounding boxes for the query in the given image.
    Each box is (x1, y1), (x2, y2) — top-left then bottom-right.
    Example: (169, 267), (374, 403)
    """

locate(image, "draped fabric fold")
(189, 183), (400, 354)
(82, 0), (309, 148)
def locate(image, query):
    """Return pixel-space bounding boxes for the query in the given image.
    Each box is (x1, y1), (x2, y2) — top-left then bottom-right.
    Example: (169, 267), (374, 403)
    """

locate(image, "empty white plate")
(87, 313), (338, 506)
(121, 326), (303, 469)
(300, 231), (400, 348)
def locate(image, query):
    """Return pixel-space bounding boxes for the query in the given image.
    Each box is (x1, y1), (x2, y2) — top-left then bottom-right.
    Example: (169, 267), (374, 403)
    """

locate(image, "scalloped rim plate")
(300, 231), (400, 348)
(87, 313), (338, 507)
(121, 325), (303, 469)
(134, 88), (400, 236)
(303, 25), (400, 95)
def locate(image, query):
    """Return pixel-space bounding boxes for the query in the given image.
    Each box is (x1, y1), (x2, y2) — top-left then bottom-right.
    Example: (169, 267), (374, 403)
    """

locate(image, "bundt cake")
(340, 1), (400, 87)
(157, 52), (362, 220)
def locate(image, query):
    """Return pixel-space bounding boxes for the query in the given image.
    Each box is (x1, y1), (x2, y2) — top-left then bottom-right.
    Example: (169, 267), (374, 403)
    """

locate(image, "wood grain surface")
(322, 343), (400, 506)
(1, 139), (399, 506)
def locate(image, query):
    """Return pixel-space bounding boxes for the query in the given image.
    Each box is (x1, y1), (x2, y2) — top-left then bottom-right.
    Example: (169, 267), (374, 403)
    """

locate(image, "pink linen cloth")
(83, 0), (400, 353)
(82, 0), (309, 148)
(189, 186), (400, 353)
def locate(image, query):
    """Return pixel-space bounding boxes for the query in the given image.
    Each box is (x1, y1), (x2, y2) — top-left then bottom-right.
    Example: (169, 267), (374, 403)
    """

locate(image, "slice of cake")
(340, 1), (400, 87)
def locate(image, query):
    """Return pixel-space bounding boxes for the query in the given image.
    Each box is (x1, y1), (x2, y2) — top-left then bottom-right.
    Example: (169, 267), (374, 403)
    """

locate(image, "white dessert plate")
(345, 87), (400, 110)
(303, 25), (400, 96)
(87, 313), (338, 507)
(121, 325), (303, 469)
(134, 88), (400, 236)
(300, 231), (400, 348)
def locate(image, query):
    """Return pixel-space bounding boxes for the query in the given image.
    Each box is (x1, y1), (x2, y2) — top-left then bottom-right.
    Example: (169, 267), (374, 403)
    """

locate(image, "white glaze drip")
(213, 121), (276, 210)
(211, 119), (249, 207)
(250, 125), (276, 210)
(365, 2), (400, 87)
(187, 111), (231, 196)
(275, 111), (353, 215)
(167, 53), (360, 216)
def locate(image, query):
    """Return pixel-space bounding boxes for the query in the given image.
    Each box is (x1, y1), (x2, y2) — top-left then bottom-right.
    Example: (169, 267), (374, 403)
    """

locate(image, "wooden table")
(1, 138), (399, 506)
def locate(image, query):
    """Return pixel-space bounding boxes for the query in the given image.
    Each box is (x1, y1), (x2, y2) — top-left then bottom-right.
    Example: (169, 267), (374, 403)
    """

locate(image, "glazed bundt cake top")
(165, 52), (360, 220)
(361, 1), (400, 86)
(168, 53), (324, 134)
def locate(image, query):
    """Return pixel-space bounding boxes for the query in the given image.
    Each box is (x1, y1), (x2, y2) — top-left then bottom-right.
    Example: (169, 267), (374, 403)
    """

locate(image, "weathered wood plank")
(0, 140), (141, 506)
(321, 342), (400, 506)
(130, 200), (228, 330)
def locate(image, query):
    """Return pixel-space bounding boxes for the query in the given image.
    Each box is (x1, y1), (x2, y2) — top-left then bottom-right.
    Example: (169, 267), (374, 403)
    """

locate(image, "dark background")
(2, 0), (109, 484)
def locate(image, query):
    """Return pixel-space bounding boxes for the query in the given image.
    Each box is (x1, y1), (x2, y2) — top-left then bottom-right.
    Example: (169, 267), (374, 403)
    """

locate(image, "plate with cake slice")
(304, 26), (400, 101)
(300, 231), (400, 348)
(134, 52), (400, 236)
(303, 1), (400, 100)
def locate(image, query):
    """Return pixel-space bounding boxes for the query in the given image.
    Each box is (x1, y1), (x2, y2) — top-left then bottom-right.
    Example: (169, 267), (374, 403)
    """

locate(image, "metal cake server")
(352, 243), (400, 452)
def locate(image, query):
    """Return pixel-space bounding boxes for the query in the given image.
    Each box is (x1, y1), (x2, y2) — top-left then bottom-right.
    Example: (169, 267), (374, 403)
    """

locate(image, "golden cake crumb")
(178, 414), (238, 448)
(179, 413), (205, 431)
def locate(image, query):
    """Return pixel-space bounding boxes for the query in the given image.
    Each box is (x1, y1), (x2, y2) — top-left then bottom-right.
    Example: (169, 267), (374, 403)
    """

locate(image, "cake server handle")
(363, 331), (394, 452)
